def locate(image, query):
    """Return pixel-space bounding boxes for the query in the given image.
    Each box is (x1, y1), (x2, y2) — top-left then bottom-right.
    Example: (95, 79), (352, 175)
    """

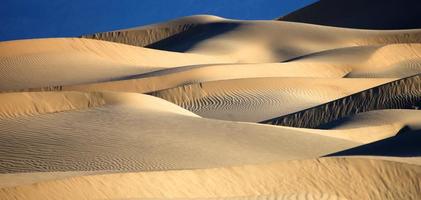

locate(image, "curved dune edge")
(82, 15), (224, 47)
(82, 15), (421, 63)
(31, 62), (349, 94)
(0, 92), (358, 173)
(284, 109), (421, 144)
(150, 77), (392, 122)
(291, 43), (421, 78)
(6, 43), (421, 94)
(0, 91), (199, 119)
(1, 157), (420, 200)
(0, 38), (234, 91)
(77, 16), (421, 63)
(261, 74), (421, 128)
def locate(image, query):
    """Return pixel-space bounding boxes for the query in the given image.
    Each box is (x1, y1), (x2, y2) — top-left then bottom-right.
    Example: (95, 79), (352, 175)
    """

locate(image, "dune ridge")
(82, 15), (223, 47)
(261, 74), (421, 128)
(150, 77), (392, 122)
(1, 8), (421, 200)
(0, 38), (234, 91)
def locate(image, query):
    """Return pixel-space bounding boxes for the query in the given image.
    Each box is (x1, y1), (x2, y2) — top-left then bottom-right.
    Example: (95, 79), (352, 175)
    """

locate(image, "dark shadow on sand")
(326, 127), (421, 157)
(146, 22), (241, 52)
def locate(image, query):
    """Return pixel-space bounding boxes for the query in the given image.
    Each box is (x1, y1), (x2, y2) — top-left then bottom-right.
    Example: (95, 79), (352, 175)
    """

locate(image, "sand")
(0, 91), (359, 173)
(151, 77), (392, 122)
(0, 38), (233, 91)
(1, 157), (420, 200)
(1, 8), (421, 200)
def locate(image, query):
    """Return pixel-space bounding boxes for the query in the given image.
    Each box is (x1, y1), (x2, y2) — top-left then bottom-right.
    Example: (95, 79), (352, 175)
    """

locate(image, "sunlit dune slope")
(291, 43), (421, 78)
(151, 77), (391, 122)
(82, 15), (421, 63)
(0, 91), (359, 173)
(1, 157), (420, 200)
(0, 38), (233, 91)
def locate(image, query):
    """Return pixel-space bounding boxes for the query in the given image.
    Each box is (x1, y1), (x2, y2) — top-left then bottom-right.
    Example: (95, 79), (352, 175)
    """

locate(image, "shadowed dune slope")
(0, 38), (233, 91)
(1, 157), (420, 200)
(261, 74), (421, 128)
(79, 15), (421, 63)
(151, 78), (391, 122)
(82, 15), (224, 47)
(278, 0), (421, 29)
(0, 92), (360, 173)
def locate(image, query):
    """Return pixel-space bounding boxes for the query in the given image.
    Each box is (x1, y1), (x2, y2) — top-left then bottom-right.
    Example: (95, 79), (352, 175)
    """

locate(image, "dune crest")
(1, 5), (421, 199)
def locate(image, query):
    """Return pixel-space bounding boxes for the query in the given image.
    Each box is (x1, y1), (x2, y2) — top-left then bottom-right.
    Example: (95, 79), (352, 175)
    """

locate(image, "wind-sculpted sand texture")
(79, 15), (421, 63)
(1, 157), (420, 200)
(2, 7), (421, 199)
(0, 38), (233, 91)
(5, 62), (351, 94)
(82, 15), (223, 47)
(0, 92), (361, 173)
(261, 74), (421, 128)
(151, 78), (391, 122)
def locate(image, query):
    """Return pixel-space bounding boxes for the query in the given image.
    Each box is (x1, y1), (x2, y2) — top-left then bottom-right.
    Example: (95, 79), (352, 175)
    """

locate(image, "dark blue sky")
(0, 0), (316, 41)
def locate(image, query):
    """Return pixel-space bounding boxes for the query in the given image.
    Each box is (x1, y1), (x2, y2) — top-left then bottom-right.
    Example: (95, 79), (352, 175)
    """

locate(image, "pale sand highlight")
(0, 38), (234, 91)
(1, 157), (420, 200)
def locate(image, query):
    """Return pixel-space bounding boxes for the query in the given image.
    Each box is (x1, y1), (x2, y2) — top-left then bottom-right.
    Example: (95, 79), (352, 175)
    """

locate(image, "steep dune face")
(278, 0), (421, 29)
(81, 15), (421, 63)
(82, 15), (223, 47)
(151, 78), (391, 122)
(144, 21), (421, 63)
(262, 75), (421, 128)
(2, 158), (420, 200)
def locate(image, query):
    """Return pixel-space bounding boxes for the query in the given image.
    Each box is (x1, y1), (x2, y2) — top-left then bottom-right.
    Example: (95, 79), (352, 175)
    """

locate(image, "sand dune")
(262, 74), (421, 128)
(2, 6), (421, 199)
(151, 78), (391, 122)
(82, 15), (223, 47)
(278, 0), (421, 29)
(81, 15), (421, 63)
(0, 91), (359, 173)
(292, 109), (421, 143)
(1, 157), (420, 200)
(292, 43), (421, 78)
(0, 38), (233, 91)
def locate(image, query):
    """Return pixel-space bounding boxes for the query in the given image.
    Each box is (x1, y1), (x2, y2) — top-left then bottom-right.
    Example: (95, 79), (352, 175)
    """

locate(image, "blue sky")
(0, 0), (316, 41)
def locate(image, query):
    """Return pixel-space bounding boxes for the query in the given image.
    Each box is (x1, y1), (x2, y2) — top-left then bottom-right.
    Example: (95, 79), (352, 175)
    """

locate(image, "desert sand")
(1, 5), (421, 200)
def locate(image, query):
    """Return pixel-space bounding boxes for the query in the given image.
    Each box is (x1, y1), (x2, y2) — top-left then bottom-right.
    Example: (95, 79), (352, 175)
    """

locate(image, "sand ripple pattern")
(262, 74), (421, 128)
(151, 78), (388, 122)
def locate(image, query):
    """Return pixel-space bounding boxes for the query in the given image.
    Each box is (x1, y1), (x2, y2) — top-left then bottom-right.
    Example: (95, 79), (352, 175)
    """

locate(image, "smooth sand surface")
(292, 43), (421, 78)
(1, 12), (421, 200)
(0, 38), (233, 91)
